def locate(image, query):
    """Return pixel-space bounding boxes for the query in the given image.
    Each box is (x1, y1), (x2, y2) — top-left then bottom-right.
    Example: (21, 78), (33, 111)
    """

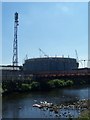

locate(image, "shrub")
(31, 81), (40, 90)
(47, 79), (74, 89)
(66, 80), (74, 86)
(48, 80), (55, 88)
(47, 79), (65, 88)
(21, 83), (31, 91)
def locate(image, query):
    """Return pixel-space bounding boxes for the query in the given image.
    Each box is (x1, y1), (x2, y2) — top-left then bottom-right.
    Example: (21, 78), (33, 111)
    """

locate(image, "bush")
(47, 79), (65, 88)
(21, 83), (31, 91)
(48, 80), (56, 88)
(2, 81), (18, 92)
(66, 80), (74, 86)
(2, 79), (74, 93)
(31, 81), (40, 90)
(47, 79), (74, 89)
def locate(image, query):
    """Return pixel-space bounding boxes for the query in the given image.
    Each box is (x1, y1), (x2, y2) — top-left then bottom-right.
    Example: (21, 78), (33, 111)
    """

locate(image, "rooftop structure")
(23, 57), (79, 74)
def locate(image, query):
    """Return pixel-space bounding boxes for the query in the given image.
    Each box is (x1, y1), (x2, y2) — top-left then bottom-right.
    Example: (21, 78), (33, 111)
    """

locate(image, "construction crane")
(39, 48), (49, 58)
(75, 50), (83, 68)
(25, 54), (28, 60)
(75, 50), (79, 63)
(75, 50), (90, 68)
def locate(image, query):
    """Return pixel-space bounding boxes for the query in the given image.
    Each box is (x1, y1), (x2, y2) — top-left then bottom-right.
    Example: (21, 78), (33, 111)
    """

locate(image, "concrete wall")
(1, 70), (23, 81)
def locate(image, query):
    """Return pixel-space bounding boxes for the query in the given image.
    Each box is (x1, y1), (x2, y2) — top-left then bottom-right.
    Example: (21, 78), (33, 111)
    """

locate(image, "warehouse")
(23, 57), (79, 74)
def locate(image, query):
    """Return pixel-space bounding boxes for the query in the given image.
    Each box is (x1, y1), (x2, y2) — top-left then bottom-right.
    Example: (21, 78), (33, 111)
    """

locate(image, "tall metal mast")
(13, 12), (19, 68)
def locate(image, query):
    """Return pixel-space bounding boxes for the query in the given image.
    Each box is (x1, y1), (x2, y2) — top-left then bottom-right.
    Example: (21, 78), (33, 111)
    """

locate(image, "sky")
(1, 0), (89, 2)
(2, 2), (88, 67)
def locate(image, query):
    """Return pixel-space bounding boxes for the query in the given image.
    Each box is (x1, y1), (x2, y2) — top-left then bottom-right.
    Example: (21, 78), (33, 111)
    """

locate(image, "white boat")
(33, 104), (42, 108)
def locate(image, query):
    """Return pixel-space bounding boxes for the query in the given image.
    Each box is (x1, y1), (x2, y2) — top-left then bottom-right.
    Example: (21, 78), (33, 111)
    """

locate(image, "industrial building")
(23, 57), (79, 74)
(2, 12), (90, 82)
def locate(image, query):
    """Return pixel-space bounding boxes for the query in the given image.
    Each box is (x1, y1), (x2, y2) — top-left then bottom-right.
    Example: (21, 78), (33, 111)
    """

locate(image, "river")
(2, 85), (90, 118)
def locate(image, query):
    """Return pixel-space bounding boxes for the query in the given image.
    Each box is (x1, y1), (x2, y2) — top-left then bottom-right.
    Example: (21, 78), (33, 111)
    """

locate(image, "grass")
(77, 110), (90, 120)
(77, 99), (90, 120)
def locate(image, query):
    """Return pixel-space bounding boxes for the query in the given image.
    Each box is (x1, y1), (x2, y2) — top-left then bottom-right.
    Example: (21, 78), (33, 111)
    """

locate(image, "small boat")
(33, 104), (42, 108)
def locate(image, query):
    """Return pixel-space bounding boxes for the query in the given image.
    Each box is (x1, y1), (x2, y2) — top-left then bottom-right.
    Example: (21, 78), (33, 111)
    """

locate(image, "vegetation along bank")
(2, 78), (89, 94)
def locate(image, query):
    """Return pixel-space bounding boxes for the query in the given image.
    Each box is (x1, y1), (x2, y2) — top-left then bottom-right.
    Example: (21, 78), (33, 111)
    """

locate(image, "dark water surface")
(3, 86), (90, 118)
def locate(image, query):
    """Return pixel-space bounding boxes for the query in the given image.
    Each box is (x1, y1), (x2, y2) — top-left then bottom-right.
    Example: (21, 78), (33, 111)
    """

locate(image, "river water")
(2, 86), (90, 118)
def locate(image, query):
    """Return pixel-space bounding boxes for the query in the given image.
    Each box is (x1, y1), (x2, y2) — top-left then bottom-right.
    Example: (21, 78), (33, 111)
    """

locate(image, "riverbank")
(2, 78), (89, 94)
(78, 110), (90, 120)
(3, 86), (89, 118)
(31, 99), (90, 119)
(32, 99), (90, 119)
(77, 99), (90, 120)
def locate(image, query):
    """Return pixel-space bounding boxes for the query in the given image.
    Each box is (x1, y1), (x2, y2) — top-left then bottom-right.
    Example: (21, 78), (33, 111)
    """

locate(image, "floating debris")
(32, 99), (89, 118)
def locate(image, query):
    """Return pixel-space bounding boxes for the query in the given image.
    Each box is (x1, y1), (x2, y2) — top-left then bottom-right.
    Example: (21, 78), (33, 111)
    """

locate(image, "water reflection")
(2, 86), (90, 118)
